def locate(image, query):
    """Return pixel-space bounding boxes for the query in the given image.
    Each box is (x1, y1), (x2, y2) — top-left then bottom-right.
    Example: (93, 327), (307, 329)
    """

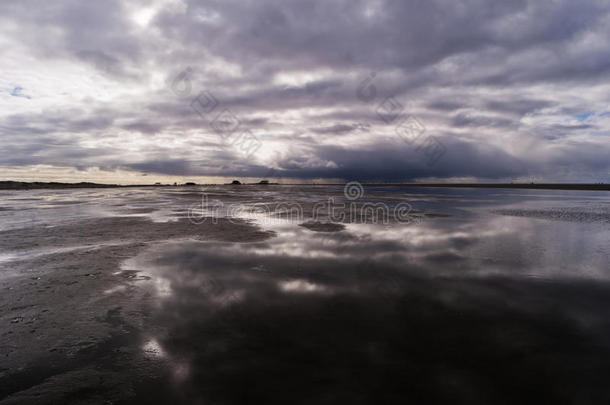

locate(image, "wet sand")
(0, 186), (609, 404)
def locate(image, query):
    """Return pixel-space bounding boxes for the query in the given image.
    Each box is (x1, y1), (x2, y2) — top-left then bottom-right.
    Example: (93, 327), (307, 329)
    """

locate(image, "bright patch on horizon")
(279, 279), (326, 293)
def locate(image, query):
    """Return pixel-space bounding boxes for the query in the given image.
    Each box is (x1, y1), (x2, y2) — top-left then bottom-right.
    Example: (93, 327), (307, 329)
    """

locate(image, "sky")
(1, 0), (610, 184)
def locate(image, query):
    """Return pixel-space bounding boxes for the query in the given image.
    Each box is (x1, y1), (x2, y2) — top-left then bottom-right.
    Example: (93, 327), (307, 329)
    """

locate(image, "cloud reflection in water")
(124, 212), (610, 403)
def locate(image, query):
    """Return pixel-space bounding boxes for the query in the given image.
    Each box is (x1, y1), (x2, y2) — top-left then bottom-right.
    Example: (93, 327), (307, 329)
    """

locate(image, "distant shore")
(1, 180), (608, 191)
(0, 181), (122, 190)
(356, 183), (610, 191)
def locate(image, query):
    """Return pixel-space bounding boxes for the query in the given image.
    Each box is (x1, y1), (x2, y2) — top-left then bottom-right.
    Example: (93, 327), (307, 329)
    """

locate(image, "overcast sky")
(2, 0), (610, 184)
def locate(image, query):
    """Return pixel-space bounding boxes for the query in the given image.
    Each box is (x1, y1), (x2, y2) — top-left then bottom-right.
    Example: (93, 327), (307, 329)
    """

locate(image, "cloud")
(1, 0), (609, 183)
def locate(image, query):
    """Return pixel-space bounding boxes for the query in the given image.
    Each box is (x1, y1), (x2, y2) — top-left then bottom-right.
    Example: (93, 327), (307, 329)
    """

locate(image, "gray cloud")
(1, 0), (609, 182)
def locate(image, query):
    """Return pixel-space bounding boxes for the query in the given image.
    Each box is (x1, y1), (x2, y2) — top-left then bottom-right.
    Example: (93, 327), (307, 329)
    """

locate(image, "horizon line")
(1, 180), (609, 191)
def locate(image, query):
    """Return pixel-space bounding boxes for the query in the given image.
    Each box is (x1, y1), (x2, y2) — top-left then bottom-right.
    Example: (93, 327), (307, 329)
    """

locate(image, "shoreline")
(1, 181), (609, 191)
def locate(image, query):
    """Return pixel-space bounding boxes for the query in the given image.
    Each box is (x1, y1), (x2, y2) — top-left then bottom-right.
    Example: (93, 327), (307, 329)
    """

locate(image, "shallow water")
(1, 186), (609, 403)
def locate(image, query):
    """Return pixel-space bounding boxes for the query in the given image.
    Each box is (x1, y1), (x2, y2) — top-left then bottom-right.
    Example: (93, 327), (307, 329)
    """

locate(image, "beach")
(1, 185), (609, 403)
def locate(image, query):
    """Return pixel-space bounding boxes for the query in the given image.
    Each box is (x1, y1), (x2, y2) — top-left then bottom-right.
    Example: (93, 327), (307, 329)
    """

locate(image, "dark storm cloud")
(127, 159), (195, 176)
(164, 0), (609, 78)
(552, 124), (594, 131)
(484, 99), (555, 117)
(1, 109), (115, 135)
(427, 101), (465, 112)
(121, 120), (164, 135)
(76, 50), (139, 79)
(272, 138), (529, 181)
(311, 124), (358, 135)
(451, 113), (517, 129)
(2, 0), (610, 181)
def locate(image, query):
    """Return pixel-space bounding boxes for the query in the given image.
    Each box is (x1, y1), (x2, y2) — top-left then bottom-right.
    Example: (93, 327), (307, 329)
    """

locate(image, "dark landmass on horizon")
(0, 181), (122, 190)
(359, 183), (610, 191)
(1, 180), (609, 191)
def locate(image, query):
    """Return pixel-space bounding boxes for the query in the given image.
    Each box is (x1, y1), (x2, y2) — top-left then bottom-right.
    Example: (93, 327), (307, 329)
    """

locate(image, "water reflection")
(123, 205), (610, 403)
(1, 186), (609, 403)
